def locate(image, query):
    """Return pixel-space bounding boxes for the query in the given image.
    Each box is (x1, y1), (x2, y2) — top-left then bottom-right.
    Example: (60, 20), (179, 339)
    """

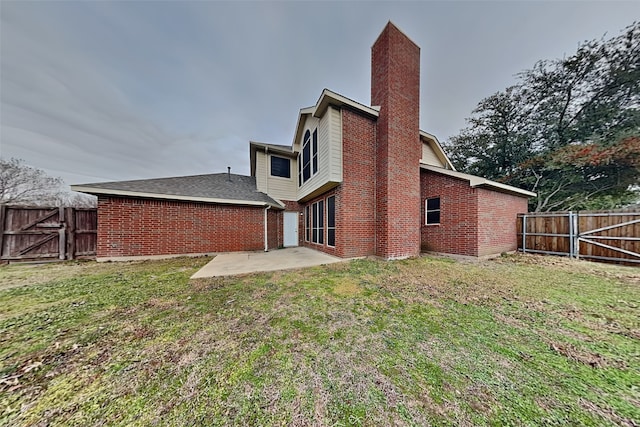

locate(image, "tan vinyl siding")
(328, 106), (343, 182)
(298, 115), (331, 200)
(266, 154), (297, 201)
(421, 142), (445, 167)
(255, 151), (267, 193)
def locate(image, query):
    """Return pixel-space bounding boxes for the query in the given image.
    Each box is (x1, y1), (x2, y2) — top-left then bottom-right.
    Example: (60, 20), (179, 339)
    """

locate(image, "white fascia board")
(420, 165), (537, 198)
(291, 109), (313, 148)
(314, 89), (379, 119)
(250, 141), (296, 158)
(70, 186), (285, 209)
(419, 130), (455, 171)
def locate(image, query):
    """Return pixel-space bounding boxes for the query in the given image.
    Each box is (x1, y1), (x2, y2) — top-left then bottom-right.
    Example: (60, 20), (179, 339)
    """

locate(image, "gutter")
(264, 205), (271, 252)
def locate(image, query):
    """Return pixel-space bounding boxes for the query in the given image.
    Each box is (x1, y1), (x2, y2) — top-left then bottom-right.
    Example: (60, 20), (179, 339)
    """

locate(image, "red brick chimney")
(372, 22), (421, 259)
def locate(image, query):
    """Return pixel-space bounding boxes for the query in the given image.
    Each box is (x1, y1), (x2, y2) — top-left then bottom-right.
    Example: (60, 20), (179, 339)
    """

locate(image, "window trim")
(425, 197), (441, 225)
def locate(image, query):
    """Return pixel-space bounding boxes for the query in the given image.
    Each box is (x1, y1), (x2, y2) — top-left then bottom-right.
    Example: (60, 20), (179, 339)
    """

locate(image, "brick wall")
(96, 196), (275, 258)
(477, 188), (528, 256)
(420, 170), (479, 256)
(267, 208), (280, 250)
(372, 22), (421, 259)
(334, 108), (377, 258)
(420, 170), (530, 257)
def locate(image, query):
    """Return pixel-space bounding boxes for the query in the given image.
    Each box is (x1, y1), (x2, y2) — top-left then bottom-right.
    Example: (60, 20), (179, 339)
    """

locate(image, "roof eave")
(420, 165), (536, 198)
(249, 141), (297, 158)
(314, 89), (380, 119)
(419, 130), (455, 171)
(70, 186), (285, 209)
(291, 89), (379, 148)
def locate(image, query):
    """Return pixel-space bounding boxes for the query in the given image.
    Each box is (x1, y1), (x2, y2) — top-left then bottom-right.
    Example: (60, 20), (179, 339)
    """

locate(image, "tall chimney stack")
(371, 22), (421, 259)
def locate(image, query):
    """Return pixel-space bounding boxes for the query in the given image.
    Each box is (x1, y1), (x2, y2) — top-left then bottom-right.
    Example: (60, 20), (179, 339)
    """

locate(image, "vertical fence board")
(0, 205), (5, 264)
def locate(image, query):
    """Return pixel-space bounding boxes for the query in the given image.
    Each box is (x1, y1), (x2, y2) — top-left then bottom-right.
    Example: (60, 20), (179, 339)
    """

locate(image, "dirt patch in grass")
(331, 277), (363, 296)
(548, 341), (616, 368)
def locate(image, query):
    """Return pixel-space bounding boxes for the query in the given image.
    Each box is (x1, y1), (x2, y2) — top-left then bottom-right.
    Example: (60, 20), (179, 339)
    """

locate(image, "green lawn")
(1, 254), (638, 426)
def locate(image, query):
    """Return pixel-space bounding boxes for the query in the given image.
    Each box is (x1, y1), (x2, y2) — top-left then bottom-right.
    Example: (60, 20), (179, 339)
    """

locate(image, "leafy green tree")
(445, 22), (640, 211)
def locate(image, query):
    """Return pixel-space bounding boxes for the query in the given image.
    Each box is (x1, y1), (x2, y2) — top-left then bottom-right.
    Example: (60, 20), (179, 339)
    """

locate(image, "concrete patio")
(191, 247), (344, 278)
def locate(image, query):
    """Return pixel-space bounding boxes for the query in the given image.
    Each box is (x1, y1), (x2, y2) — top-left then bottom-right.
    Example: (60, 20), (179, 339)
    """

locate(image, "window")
(305, 205), (310, 241)
(311, 200), (324, 244)
(305, 200), (324, 244)
(270, 156), (290, 178)
(327, 196), (335, 247)
(425, 197), (440, 225)
(298, 128), (318, 186)
(312, 129), (318, 174)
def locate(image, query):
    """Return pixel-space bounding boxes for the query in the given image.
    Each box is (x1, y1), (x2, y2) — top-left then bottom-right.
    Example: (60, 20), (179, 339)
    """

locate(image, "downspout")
(264, 205), (271, 252)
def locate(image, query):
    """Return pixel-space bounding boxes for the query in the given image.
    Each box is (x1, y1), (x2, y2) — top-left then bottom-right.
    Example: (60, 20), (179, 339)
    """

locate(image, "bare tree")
(56, 191), (97, 208)
(0, 157), (63, 205)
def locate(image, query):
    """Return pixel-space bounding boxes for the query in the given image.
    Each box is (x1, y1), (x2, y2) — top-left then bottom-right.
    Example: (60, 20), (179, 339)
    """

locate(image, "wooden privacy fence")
(518, 208), (640, 265)
(0, 205), (97, 263)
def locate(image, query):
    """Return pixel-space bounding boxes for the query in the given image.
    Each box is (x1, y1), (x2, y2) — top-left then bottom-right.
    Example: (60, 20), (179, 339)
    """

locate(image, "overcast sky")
(1, 1), (638, 186)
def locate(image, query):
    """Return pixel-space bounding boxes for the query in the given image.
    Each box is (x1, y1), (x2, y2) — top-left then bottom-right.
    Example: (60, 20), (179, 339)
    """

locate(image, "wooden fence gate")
(518, 209), (640, 265)
(0, 205), (97, 263)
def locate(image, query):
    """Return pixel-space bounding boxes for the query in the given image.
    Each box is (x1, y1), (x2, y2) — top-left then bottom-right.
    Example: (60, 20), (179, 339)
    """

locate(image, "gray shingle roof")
(72, 173), (283, 207)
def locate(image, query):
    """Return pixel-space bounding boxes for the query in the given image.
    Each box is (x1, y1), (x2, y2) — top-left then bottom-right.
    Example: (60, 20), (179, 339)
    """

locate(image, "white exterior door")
(283, 212), (299, 247)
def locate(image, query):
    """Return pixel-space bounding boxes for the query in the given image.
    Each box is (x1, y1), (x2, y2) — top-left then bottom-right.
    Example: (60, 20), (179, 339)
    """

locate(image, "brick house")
(73, 22), (534, 261)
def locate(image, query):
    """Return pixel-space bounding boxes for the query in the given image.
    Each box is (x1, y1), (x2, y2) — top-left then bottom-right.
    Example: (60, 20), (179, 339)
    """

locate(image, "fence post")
(568, 212), (574, 258)
(58, 206), (66, 260)
(573, 212), (580, 260)
(0, 204), (5, 261)
(66, 207), (75, 260)
(522, 214), (527, 254)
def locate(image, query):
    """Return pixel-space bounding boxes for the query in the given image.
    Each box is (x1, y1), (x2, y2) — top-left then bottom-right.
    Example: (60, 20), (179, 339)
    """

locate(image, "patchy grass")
(1, 253), (638, 426)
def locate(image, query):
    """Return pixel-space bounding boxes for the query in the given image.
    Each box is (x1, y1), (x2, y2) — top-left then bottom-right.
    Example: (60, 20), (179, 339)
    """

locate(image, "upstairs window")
(298, 128), (318, 186)
(425, 197), (441, 225)
(270, 156), (290, 178)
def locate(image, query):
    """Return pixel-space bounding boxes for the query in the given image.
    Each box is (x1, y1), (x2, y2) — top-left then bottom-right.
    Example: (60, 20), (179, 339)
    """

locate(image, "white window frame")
(425, 197), (441, 225)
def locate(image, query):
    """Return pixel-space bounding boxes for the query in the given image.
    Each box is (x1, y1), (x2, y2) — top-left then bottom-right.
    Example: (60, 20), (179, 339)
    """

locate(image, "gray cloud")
(1, 1), (638, 186)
